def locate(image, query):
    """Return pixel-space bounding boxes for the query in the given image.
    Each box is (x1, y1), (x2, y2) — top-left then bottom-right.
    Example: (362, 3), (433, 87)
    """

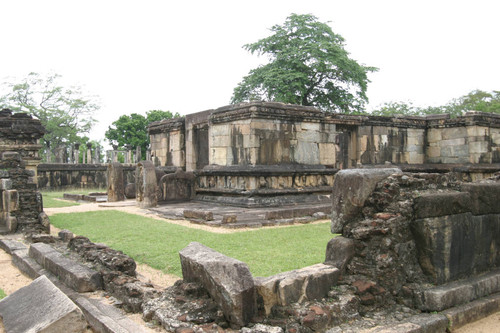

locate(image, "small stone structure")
(107, 162), (125, 202)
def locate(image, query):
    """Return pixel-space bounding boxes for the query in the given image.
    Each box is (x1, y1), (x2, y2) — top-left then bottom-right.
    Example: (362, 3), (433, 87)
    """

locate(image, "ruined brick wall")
(328, 168), (500, 308)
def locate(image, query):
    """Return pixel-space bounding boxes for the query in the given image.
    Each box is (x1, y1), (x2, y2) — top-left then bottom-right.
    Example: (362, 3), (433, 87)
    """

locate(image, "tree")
(0, 72), (98, 161)
(231, 13), (378, 113)
(105, 110), (179, 158)
(371, 90), (500, 117)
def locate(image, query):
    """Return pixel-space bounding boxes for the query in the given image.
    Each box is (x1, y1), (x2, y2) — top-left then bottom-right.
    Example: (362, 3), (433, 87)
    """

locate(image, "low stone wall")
(37, 163), (136, 190)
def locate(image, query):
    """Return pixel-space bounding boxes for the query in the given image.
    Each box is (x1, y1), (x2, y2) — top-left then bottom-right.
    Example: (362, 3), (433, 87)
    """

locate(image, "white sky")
(1, 0), (499, 146)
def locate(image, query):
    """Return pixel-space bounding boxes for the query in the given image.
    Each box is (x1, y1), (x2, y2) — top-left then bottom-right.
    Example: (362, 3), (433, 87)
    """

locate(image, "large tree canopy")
(105, 110), (179, 158)
(0, 72), (98, 160)
(231, 13), (378, 113)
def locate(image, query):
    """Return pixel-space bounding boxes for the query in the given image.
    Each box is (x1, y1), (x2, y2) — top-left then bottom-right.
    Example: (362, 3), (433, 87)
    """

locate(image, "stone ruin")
(6, 166), (498, 332)
(0, 109), (47, 235)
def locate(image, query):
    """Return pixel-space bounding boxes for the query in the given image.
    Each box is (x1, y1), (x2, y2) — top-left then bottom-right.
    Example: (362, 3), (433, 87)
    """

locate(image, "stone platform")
(149, 201), (331, 228)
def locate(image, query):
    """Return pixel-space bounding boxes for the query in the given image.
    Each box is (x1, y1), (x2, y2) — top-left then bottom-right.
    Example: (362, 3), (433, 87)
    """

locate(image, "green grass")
(0, 288), (6, 300)
(41, 188), (103, 208)
(50, 210), (333, 278)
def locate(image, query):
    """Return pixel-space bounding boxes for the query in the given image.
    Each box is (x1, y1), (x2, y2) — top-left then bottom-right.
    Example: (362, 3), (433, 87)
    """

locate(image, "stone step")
(29, 242), (103, 293)
(421, 269), (500, 311)
(1, 237), (152, 333)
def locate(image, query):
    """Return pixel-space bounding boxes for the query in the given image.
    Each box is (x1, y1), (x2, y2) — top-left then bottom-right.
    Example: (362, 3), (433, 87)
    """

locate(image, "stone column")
(135, 160), (157, 208)
(112, 145), (118, 162)
(107, 162), (125, 202)
(146, 149), (151, 161)
(74, 143), (80, 164)
(86, 143), (92, 164)
(125, 144), (132, 164)
(94, 146), (101, 164)
(136, 146), (142, 162)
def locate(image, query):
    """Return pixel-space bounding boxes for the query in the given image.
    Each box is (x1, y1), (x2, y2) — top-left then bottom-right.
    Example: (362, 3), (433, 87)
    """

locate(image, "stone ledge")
(413, 191), (471, 219)
(29, 242), (103, 293)
(7, 237), (150, 333)
(421, 269), (500, 311)
(442, 292), (500, 331)
(0, 238), (27, 254)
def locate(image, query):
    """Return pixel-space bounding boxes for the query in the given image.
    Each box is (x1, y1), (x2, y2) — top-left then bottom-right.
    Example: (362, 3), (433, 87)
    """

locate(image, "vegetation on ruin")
(231, 13), (378, 113)
(105, 110), (180, 158)
(49, 210), (333, 277)
(0, 288), (6, 300)
(371, 89), (500, 117)
(0, 72), (99, 161)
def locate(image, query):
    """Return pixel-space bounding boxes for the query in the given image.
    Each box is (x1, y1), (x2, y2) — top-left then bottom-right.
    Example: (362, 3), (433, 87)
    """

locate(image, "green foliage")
(371, 90), (500, 117)
(49, 210), (333, 277)
(0, 288), (6, 300)
(0, 72), (99, 161)
(105, 110), (179, 158)
(231, 13), (378, 113)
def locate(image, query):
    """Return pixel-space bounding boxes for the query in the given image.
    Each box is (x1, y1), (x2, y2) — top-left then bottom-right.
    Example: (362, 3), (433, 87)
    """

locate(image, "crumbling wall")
(328, 168), (500, 309)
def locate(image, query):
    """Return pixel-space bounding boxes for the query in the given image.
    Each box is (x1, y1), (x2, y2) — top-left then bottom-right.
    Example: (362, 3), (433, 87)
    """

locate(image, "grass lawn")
(50, 210), (334, 278)
(0, 288), (6, 300)
(41, 188), (103, 208)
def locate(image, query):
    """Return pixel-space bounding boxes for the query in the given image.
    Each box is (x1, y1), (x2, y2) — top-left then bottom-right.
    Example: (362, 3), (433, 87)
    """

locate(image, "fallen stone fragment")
(0, 275), (87, 333)
(179, 242), (256, 327)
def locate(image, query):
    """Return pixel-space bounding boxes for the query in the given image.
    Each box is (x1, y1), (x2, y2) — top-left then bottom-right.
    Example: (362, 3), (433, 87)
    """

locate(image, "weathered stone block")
(179, 242), (256, 327)
(0, 178), (12, 190)
(2, 189), (19, 212)
(0, 275), (87, 333)
(29, 242), (103, 292)
(413, 192), (471, 219)
(183, 209), (213, 221)
(319, 143), (336, 165)
(442, 127), (467, 140)
(462, 183), (500, 215)
(331, 168), (402, 233)
(324, 236), (355, 273)
(107, 162), (125, 202)
(254, 263), (339, 315)
(426, 129), (442, 142)
(426, 146), (441, 158)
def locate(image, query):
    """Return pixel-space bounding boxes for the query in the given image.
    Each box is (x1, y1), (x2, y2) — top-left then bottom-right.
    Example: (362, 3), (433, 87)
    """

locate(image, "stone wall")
(37, 164), (136, 190)
(426, 112), (500, 164)
(148, 118), (185, 168)
(148, 103), (500, 171)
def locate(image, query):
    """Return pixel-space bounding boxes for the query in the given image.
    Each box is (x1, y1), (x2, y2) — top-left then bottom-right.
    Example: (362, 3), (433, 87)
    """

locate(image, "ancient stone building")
(148, 102), (500, 206)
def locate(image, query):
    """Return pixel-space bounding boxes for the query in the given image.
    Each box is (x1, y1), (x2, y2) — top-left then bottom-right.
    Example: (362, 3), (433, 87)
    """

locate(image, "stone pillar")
(112, 145), (119, 162)
(136, 160), (157, 208)
(94, 146), (101, 164)
(107, 162), (125, 202)
(74, 143), (80, 164)
(54, 146), (66, 164)
(125, 144), (132, 164)
(86, 143), (92, 164)
(136, 146), (142, 162)
(146, 149), (151, 161)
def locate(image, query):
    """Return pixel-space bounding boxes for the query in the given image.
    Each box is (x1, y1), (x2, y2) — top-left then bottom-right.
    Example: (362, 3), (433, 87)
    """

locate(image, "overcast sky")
(1, 0), (499, 146)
